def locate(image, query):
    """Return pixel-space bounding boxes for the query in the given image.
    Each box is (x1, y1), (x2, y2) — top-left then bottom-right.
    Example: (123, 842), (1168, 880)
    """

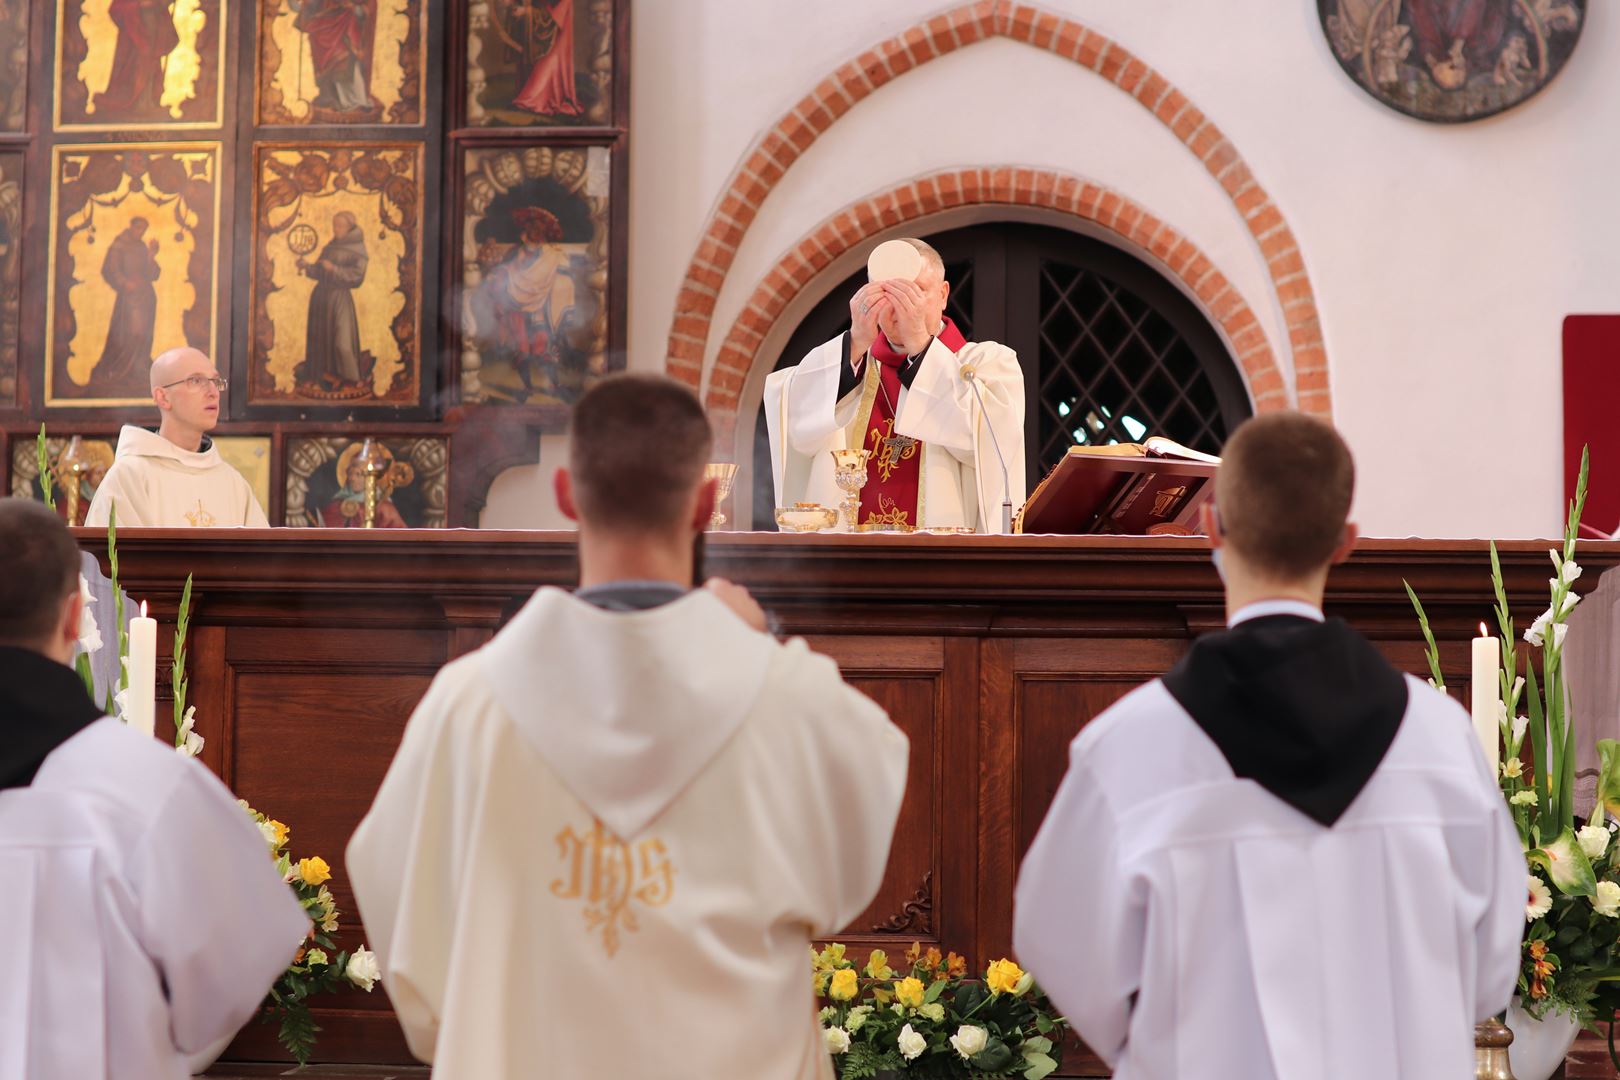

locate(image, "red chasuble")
(857, 318), (967, 527)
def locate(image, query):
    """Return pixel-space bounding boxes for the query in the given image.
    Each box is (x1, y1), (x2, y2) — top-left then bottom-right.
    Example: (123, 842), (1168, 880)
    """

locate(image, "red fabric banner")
(1564, 316), (1620, 537)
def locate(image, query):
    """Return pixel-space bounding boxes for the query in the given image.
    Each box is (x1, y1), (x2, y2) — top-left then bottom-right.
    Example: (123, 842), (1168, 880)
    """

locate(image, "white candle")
(1471, 623), (1500, 779)
(127, 601), (157, 738)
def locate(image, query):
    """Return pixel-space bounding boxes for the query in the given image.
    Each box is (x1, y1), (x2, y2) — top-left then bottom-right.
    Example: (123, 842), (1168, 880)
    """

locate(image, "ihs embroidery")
(867, 417), (918, 482)
(551, 818), (675, 957)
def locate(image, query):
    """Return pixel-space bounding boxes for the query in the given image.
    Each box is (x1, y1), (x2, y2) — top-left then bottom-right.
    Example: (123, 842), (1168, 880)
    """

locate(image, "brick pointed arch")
(665, 0), (1330, 419)
(702, 168), (1286, 449)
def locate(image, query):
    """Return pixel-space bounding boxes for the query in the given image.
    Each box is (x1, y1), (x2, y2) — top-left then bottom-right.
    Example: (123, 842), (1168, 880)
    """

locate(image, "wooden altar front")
(73, 529), (1620, 1075)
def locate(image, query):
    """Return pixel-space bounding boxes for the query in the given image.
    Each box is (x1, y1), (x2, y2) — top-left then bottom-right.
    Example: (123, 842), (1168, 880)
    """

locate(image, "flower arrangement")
(1408, 449), (1620, 1057)
(812, 942), (1066, 1079)
(238, 800), (378, 1064)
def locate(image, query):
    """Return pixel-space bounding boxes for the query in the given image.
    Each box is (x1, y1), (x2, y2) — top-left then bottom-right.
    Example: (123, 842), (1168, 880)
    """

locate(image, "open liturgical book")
(1014, 436), (1220, 535)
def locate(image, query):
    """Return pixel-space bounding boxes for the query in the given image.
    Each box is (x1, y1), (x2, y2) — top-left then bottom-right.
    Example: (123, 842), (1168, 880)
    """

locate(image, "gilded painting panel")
(214, 435), (274, 513)
(466, 0), (611, 127)
(250, 144), (422, 407)
(258, 0), (425, 125)
(46, 144), (221, 407)
(0, 152), (20, 404)
(284, 435), (445, 527)
(13, 435), (118, 525)
(55, 0), (226, 129)
(460, 145), (610, 405)
(0, 0), (27, 131)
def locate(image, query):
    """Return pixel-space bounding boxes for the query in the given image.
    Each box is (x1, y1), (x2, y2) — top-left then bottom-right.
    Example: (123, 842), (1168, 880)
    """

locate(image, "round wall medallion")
(1318, 0), (1586, 122)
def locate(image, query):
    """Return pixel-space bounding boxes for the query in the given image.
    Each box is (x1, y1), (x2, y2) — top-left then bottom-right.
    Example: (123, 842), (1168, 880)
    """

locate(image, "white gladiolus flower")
(1526, 875), (1553, 921)
(1512, 714), (1529, 745)
(1551, 623), (1569, 649)
(345, 945), (380, 992)
(1562, 560), (1583, 585)
(1525, 611), (1551, 647)
(950, 1025), (989, 1060)
(112, 685), (130, 725)
(1594, 881), (1620, 918)
(1579, 824), (1610, 860)
(897, 1024), (927, 1061)
(175, 705), (204, 757)
(824, 1027), (851, 1055)
(1557, 590), (1581, 617)
(76, 575), (102, 653)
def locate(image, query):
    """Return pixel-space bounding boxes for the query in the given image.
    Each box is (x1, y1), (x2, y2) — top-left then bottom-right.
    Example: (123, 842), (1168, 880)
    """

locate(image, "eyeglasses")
(158, 375), (228, 393)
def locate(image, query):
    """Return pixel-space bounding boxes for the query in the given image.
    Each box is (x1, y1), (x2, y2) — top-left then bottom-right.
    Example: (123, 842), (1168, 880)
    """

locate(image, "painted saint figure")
(1405, 0), (1512, 88)
(510, 0), (581, 117)
(286, 0), (376, 114)
(320, 441), (410, 528)
(94, 0), (181, 116)
(298, 212), (368, 390)
(96, 218), (162, 396)
(485, 206), (583, 396)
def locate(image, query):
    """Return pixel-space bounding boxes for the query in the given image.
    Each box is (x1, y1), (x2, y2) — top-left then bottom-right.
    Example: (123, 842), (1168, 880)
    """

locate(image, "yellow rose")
(829, 967), (859, 1001)
(986, 958), (1024, 995)
(269, 820), (290, 848)
(894, 975), (926, 1010)
(864, 949), (894, 980)
(298, 856), (332, 887)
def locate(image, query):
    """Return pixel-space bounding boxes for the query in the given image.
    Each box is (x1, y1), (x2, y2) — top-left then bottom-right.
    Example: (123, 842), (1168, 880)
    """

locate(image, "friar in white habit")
(1013, 413), (1524, 1080)
(765, 237), (1025, 532)
(86, 347), (268, 528)
(347, 374), (910, 1080)
(0, 498), (307, 1080)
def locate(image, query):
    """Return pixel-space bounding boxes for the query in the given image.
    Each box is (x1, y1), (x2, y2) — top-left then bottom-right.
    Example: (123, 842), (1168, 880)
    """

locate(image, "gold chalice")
(705, 463), (738, 529)
(830, 447), (871, 530)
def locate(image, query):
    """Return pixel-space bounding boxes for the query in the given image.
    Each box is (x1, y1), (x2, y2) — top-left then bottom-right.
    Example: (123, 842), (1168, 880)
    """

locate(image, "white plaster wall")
(480, 0), (1620, 539)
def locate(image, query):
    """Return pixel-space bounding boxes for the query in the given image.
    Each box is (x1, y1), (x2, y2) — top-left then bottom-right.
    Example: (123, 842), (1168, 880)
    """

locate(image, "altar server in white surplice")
(85, 347), (268, 529)
(1014, 414), (1524, 1080)
(0, 498), (307, 1080)
(348, 374), (909, 1080)
(765, 237), (1024, 532)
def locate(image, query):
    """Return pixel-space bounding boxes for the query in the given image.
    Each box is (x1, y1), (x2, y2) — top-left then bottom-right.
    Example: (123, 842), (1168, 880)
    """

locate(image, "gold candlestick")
(704, 463), (738, 529)
(1475, 1017), (1516, 1080)
(830, 448), (871, 530)
(356, 438), (389, 529)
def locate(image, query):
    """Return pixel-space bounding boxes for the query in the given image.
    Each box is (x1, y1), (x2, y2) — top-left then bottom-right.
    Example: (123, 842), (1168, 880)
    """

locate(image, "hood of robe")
(478, 586), (777, 840)
(1161, 615), (1409, 826)
(112, 425), (219, 471)
(0, 646), (104, 791)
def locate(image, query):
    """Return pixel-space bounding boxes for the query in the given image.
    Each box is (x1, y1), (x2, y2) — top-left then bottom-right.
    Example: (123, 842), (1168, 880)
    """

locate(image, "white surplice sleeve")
(84, 462), (149, 528)
(1013, 750), (1144, 1068)
(785, 336), (862, 454)
(346, 665), (469, 1063)
(895, 339), (1023, 461)
(129, 762), (309, 1055)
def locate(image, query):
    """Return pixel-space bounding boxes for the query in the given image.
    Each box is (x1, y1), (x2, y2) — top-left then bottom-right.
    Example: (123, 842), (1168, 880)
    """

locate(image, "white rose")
(1579, 824), (1610, 860)
(950, 1024), (988, 1060)
(897, 1023), (927, 1061)
(1526, 874), (1553, 921)
(345, 945), (380, 992)
(823, 1026), (850, 1055)
(1593, 880), (1620, 918)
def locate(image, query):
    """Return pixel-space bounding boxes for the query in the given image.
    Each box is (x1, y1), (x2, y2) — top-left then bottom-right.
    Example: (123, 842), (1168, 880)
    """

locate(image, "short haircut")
(0, 498), (81, 648)
(568, 374), (713, 533)
(1215, 412), (1354, 581)
(904, 237), (946, 282)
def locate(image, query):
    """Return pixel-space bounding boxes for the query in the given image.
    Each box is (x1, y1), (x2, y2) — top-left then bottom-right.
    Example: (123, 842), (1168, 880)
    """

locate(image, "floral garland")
(812, 942), (1066, 1079)
(239, 801), (378, 1064)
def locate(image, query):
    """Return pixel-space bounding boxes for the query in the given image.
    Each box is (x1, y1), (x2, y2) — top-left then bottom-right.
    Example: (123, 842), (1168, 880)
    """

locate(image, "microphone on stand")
(960, 366), (1014, 534)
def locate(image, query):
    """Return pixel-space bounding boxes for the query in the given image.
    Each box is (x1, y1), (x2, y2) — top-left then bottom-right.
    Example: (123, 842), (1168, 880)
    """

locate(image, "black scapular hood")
(1161, 615), (1409, 827)
(0, 646), (103, 791)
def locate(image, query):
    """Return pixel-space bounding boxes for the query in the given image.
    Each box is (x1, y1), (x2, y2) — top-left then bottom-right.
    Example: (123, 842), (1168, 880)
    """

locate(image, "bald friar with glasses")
(86, 347), (268, 528)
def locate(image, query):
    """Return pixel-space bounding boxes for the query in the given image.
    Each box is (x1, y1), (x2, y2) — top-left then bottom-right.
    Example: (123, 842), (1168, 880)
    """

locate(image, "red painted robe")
(513, 0), (582, 117)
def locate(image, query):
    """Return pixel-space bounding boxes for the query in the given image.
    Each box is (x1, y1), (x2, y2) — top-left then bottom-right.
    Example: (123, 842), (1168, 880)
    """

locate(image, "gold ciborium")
(356, 438), (390, 529)
(775, 502), (838, 533)
(830, 447), (871, 530)
(705, 463), (738, 529)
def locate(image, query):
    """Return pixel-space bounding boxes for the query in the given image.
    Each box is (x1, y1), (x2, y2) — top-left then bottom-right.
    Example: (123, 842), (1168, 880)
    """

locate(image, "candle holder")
(830, 448), (871, 530)
(704, 463), (738, 529)
(54, 435), (92, 526)
(1475, 1016), (1516, 1079)
(356, 438), (389, 529)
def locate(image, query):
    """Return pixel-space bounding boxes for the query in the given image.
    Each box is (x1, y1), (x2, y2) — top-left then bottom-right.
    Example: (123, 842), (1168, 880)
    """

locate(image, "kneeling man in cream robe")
(765, 238), (1024, 532)
(1013, 414), (1524, 1080)
(86, 348), (268, 528)
(0, 499), (307, 1079)
(348, 374), (909, 1080)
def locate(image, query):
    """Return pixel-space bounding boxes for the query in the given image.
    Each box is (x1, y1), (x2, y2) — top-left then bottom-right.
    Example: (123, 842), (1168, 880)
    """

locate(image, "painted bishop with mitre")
(765, 238), (1025, 532)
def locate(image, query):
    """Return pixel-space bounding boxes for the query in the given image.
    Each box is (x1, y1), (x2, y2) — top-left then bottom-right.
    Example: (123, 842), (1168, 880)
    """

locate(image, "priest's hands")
(880, 279), (935, 356)
(849, 284), (891, 367)
(704, 578), (772, 634)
